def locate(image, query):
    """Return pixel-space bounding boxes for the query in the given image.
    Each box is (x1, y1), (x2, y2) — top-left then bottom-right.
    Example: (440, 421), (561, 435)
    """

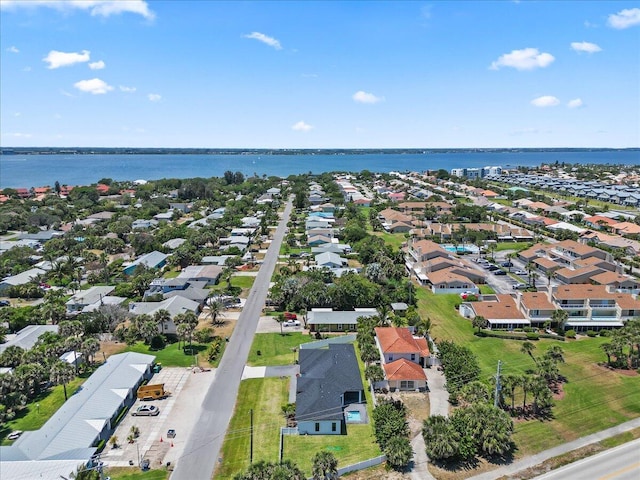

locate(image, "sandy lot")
(102, 366), (216, 470)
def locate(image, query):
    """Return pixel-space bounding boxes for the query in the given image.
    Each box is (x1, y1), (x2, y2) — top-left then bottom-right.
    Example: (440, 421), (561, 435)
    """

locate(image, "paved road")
(170, 199), (293, 480)
(468, 416), (640, 480)
(532, 439), (640, 480)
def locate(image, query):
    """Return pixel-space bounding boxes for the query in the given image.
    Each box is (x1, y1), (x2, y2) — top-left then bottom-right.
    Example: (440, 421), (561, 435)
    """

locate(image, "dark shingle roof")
(295, 344), (363, 422)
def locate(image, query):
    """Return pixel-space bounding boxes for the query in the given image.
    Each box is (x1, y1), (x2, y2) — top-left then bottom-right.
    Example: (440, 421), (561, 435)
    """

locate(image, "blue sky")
(1, 0), (639, 149)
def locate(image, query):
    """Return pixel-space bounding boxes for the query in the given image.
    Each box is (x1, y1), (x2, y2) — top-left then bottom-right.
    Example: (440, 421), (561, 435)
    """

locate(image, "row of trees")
(371, 400), (413, 470)
(233, 451), (339, 480)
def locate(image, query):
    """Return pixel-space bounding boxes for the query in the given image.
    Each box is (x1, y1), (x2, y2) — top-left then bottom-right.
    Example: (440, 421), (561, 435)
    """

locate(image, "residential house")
(128, 296), (201, 335)
(315, 252), (347, 269)
(590, 272), (640, 294)
(0, 267), (47, 293)
(123, 251), (168, 275)
(307, 308), (377, 333)
(459, 294), (529, 330)
(375, 326), (430, 370)
(177, 265), (224, 286)
(131, 219), (159, 230)
(65, 286), (116, 315)
(0, 325), (59, 356)
(296, 344), (365, 435)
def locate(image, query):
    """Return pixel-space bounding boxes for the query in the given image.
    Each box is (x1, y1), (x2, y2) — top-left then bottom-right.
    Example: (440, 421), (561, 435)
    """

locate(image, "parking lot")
(102, 366), (216, 470)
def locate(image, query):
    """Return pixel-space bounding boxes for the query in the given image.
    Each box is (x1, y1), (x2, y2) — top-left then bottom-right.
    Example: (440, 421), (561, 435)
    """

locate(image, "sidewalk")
(467, 416), (640, 480)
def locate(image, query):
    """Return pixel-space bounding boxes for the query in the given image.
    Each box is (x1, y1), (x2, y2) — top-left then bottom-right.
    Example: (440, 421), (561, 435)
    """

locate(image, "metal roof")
(307, 309), (377, 325)
(0, 325), (59, 354)
(0, 351), (154, 465)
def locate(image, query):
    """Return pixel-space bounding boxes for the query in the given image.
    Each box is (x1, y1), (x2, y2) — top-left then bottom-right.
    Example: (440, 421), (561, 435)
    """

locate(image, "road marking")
(598, 461), (640, 480)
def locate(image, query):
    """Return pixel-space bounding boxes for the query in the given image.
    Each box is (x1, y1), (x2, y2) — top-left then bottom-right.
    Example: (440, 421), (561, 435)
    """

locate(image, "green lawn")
(247, 333), (314, 366)
(105, 467), (168, 480)
(0, 376), (87, 444)
(216, 378), (289, 479)
(495, 241), (532, 252)
(479, 284), (495, 294)
(124, 341), (207, 367)
(416, 288), (640, 457)
(372, 231), (407, 250)
(231, 275), (256, 290)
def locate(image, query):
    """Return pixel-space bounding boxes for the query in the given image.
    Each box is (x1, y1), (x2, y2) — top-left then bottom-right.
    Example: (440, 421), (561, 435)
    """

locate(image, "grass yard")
(416, 288), (640, 459)
(495, 241), (533, 252)
(479, 284), (495, 294)
(247, 333), (314, 366)
(124, 341), (207, 367)
(216, 378), (289, 479)
(231, 275), (256, 290)
(0, 376), (87, 444)
(104, 467), (168, 480)
(372, 231), (407, 251)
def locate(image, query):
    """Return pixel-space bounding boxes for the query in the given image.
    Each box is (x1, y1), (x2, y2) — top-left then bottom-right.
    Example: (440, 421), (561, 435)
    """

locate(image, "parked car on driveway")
(132, 405), (160, 416)
(0, 300), (10, 307)
(283, 312), (297, 320)
(283, 319), (301, 327)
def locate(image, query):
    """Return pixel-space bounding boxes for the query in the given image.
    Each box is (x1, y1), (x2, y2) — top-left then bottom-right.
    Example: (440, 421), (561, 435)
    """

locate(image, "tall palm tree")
(502, 374), (520, 410)
(81, 337), (100, 365)
(520, 341), (536, 361)
(49, 360), (76, 401)
(545, 345), (565, 363)
(153, 309), (171, 335)
(521, 375), (535, 411)
(206, 297), (226, 326)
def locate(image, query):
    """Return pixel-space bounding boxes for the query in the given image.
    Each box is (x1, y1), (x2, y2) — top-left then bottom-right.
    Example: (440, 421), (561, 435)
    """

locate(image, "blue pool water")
(346, 411), (361, 422)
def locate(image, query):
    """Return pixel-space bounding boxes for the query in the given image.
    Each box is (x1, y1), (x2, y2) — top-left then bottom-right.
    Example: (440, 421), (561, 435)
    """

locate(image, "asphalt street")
(532, 439), (640, 480)
(170, 198), (293, 480)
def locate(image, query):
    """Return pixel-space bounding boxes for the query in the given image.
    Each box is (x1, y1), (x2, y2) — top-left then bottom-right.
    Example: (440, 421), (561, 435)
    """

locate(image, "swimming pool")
(346, 411), (361, 422)
(442, 244), (479, 254)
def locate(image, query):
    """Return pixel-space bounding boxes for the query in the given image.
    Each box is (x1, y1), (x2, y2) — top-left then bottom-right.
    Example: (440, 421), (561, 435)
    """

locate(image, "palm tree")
(81, 337), (100, 365)
(49, 360), (75, 401)
(521, 375), (535, 411)
(140, 320), (159, 345)
(312, 451), (338, 480)
(506, 252), (517, 272)
(174, 311), (199, 353)
(551, 309), (569, 332)
(502, 373), (520, 410)
(384, 436), (413, 470)
(153, 309), (171, 335)
(520, 341), (536, 362)
(414, 316), (432, 338)
(206, 297), (226, 326)
(545, 345), (565, 363)
(601, 342), (616, 366)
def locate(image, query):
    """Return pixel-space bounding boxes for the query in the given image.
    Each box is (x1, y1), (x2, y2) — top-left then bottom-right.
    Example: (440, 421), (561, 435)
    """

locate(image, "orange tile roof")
(470, 295), (525, 320)
(614, 222), (640, 235)
(375, 327), (429, 356)
(555, 265), (603, 279)
(520, 292), (555, 311)
(554, 239), (601, 256)
(585, 215), (617, 227)
(591, 271), (637, 286)
(533, 257), (561, 269)
(383, 359), (427, 381)
(427, 268), (474, 286)
(412, 239), (448, 255)
(553, 284), (610, 300)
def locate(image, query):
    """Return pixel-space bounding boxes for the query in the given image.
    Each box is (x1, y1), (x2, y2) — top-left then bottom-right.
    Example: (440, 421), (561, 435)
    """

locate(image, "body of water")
(1, 150), (638, 189)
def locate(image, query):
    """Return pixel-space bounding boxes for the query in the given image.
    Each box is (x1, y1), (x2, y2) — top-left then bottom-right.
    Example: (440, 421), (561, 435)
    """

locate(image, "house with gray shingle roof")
(296, 344), (365, 435)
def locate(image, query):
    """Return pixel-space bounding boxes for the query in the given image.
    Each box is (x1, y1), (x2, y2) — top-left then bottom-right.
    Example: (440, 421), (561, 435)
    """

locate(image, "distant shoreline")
(2, 147), (639, 156)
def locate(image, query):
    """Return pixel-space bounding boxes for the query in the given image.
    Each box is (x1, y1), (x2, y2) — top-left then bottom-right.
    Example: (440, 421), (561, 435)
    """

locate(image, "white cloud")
(607, 8), (640, 29)
(43, 50), (90, 69)
(7, 45), (19, 53)
(73, 78), (114, 94)
(567, 98), (584, 109)
(0, 1), (155, 20)
(147, 93), (161, 102)
(243, 32), (282, 50)
(119, 85), (136, 93)
(570, 41), (602, 53)
(352, 91), (384, 104)
(490, 48), (555, 71)
(292, 121), (313, 132)
(88, 60), (105, 70)
(14, 112), (21, 117)
(531, 95), (560, 107)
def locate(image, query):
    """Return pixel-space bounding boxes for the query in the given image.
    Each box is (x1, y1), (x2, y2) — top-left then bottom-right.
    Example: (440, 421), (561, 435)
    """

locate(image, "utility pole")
(249, 409), (253, 464)
(494, 360), (502, 408)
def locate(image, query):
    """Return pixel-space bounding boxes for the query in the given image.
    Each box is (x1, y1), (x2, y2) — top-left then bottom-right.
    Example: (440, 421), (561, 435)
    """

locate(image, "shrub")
(149, 335), (166, 350)
(207, 336), (225, 362)
(600, 330), (611, 337)
(523, 327), (535, 333)
(565, 329), (576, 339)
(586, 330), (598, 337)
(525, 332), (539, 340)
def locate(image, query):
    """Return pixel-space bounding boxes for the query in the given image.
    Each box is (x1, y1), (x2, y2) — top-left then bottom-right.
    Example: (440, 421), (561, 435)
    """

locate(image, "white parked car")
(283, 320), (301, 327)
(132, 405), (160, 416)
